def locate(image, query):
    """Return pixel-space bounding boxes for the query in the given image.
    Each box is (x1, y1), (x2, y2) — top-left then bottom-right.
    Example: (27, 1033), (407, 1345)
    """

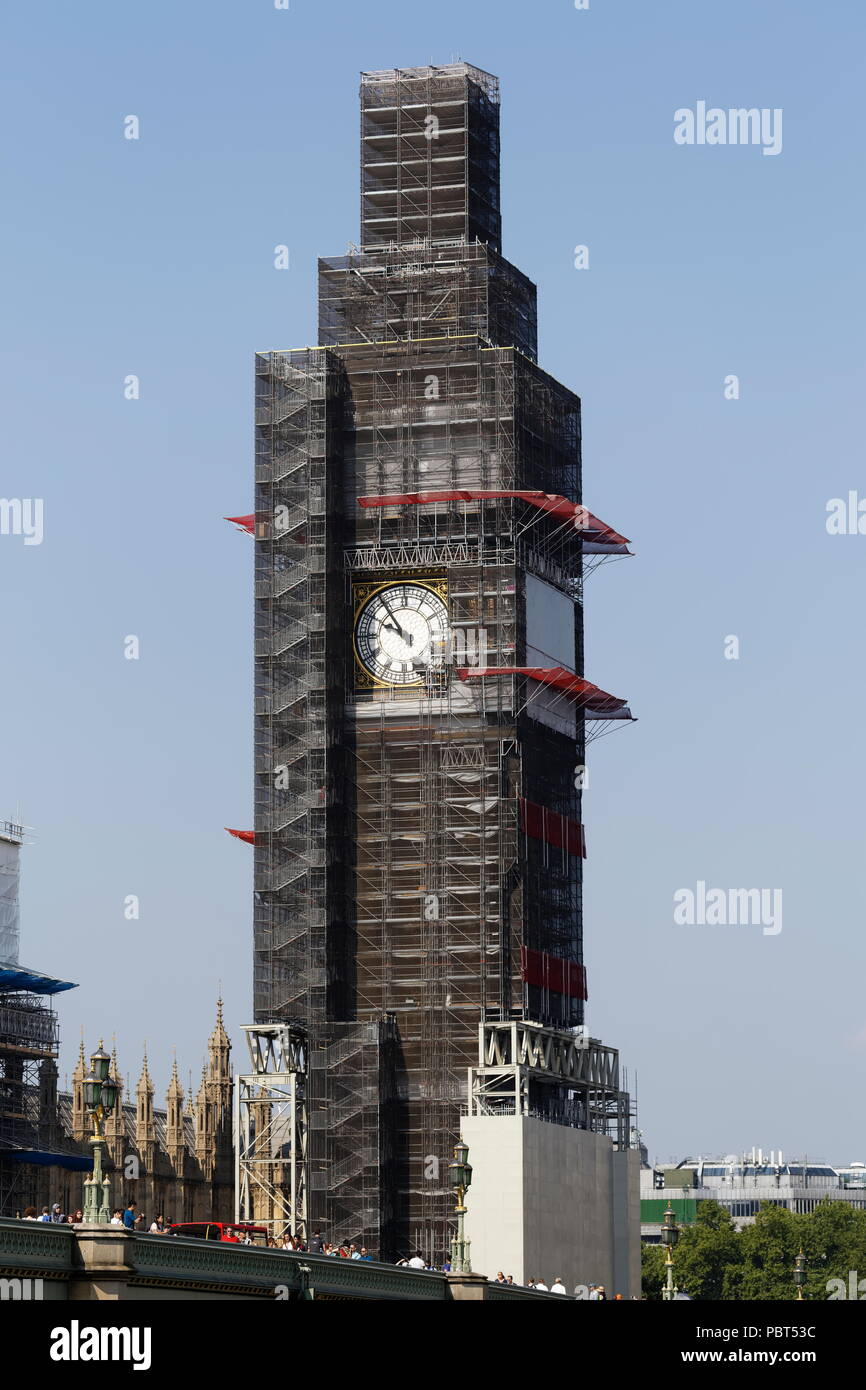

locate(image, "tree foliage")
(641, 1198), (866, 1300)
(641, 1241), (666, 1299)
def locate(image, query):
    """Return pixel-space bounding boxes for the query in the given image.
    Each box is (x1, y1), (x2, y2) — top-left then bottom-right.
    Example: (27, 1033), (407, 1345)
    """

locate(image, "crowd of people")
(16, 1210), (629, 1292)
(496, 1272), (567, 1293)
(395, 1249), (448, 1270)
(264, 1231), (368, 1256)
(21, 1204), (82, 1225)
(20, 1201), (170, 1232)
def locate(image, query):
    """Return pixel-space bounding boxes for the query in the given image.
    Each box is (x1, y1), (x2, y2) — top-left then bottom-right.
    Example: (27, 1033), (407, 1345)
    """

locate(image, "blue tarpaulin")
(0, 966), (77, 995)
(5, 1151), (92, 1171)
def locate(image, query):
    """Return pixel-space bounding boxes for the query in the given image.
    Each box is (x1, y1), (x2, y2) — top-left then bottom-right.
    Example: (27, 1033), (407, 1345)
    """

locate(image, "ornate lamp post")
(660, 1201), (680, 1301)
(82, 1042), (118, 1224)
(793, 1249), (807, 1301)
(448, 1140), (473, 1274)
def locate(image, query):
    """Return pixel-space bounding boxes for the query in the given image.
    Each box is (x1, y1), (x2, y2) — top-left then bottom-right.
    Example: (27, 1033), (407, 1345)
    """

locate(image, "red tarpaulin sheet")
(456, 665), (630, 716)
(520, 946), (587, 1001)
(358, 490), (629, 549)
(519, 797), (586, 858)
(225, 515), (255, 535)
(225, 828), (256, 844)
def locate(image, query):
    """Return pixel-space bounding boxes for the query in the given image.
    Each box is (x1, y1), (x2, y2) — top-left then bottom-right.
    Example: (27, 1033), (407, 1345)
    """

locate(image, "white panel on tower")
(525, 573), (576, 671)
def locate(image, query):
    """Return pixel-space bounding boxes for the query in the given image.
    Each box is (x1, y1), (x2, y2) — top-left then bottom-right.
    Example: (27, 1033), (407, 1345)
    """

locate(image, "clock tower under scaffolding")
(248, 62), (635, 1260)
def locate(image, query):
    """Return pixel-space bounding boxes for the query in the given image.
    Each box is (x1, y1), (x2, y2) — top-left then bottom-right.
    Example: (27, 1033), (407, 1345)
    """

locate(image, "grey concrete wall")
(611, 1146), (641, 1297)
(462, 1116), (640, 1296)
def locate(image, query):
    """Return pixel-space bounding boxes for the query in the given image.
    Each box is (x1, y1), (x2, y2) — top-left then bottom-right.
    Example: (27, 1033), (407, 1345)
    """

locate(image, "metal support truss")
(235, 1023), (308, 1240)
(467, 1018), (630, 1146)
(345, 541), (475, 572)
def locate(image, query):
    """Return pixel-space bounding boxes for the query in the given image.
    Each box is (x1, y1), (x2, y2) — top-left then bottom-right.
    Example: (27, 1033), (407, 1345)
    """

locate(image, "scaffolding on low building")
(0, 821), (76, 1215)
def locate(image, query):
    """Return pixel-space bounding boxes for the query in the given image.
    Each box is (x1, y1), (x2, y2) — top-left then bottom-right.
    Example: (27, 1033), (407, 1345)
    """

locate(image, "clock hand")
(380, 599), (411, 645)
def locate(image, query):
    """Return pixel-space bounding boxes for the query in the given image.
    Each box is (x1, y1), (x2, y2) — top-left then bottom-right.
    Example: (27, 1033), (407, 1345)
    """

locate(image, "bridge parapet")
(0, 1219), (571, 1301)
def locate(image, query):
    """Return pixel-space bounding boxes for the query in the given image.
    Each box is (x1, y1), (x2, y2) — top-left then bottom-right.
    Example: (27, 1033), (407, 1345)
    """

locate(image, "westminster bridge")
(0, 1219), (567, 1301)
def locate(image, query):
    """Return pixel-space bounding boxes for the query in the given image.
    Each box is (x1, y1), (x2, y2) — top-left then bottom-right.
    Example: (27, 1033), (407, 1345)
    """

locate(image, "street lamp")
(793, 1249), (807, 1301)
(660, 1201), (680, 1301)
(82, 1042), (117, 1224)
(448, 1139), (473, 1274)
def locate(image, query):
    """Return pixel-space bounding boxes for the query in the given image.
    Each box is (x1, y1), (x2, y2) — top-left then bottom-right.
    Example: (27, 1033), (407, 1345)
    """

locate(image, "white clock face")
(355, 583), (449, 686)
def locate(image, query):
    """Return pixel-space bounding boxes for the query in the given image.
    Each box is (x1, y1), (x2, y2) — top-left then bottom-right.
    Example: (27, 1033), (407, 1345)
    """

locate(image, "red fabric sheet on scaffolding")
(225, 828), (256, 844)
(519, 797), (586, 858)
(456, 665), (630, 717)
(225, 515), (256, 535)
(357, 490), (629, 549)
(520, 946), (588, 1001)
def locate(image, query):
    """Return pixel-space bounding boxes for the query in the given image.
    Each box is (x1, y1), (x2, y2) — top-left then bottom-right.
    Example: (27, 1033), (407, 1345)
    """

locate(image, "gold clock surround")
(352, 575), (449, 689)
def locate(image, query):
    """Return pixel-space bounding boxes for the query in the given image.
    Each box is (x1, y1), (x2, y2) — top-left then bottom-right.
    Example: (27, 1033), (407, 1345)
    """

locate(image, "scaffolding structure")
(0, 823), (71, 1214)
(319, 242), (537, 361)
(0, 993), (60, 1213)
(467, 1018), (631, 1145)
(235, 1023), (308, 1239)
(360, 64), (501, 252)
(251, 63), (633, 1262)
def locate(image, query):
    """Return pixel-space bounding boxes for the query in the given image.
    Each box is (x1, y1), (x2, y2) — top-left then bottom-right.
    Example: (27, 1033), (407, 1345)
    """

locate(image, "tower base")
(461, 1115), (640, 1297)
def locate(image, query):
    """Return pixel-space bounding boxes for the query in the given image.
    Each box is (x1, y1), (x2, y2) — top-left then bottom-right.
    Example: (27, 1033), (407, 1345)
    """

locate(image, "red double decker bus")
(166, 1222), (269, 1246)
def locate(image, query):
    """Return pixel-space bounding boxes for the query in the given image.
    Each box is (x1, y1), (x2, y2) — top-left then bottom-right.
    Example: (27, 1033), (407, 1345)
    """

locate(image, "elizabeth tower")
(252, 63), (630, 1259)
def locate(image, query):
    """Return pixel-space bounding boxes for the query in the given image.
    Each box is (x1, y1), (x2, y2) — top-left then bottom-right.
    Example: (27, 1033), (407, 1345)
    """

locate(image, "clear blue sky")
(2, 0), (864, 1163)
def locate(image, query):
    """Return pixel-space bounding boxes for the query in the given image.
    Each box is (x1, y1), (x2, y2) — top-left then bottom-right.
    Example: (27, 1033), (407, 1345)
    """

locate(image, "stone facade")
(13, 1002), (234, 1225)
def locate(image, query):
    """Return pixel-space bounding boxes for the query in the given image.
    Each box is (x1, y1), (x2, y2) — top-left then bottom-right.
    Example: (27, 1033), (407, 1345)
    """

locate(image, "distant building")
(641, 1151), (866, 1240)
